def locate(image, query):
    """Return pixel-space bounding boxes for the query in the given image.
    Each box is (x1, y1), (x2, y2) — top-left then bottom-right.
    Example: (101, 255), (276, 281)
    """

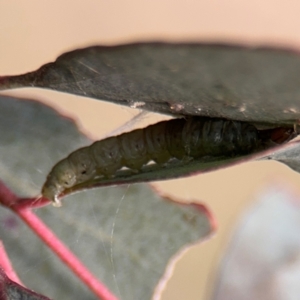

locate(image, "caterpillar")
(42, 117), (296, 205)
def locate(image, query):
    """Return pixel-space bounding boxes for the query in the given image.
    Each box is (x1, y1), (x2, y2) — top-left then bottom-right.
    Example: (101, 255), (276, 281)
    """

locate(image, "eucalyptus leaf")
(1, 43), (300, 126)
(0, 268), (51, 300)
(262, 140), (300, 173)
(0, 95), (213, 299)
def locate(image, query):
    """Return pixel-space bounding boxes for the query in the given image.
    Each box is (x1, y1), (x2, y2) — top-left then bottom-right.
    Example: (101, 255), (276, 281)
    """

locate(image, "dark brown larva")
(42, 117), (296, 205)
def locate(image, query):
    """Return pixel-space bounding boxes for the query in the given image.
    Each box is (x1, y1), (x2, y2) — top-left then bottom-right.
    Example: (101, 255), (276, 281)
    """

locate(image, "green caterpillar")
(42, 117), (296, 205)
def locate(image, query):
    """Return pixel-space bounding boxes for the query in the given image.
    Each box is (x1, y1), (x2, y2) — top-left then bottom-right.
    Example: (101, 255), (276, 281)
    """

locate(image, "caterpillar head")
(42, 159), (77, 206)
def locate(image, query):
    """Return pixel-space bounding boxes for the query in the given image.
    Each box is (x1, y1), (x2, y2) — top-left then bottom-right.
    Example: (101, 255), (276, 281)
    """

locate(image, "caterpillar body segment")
(143, 120), (171, 164)
(90, 136), (123, 176)
(119, 128), (149, 170)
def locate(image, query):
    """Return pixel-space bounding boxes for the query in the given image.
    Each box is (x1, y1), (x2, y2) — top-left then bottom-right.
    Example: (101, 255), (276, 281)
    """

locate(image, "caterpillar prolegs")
(42, 117), (296, 204)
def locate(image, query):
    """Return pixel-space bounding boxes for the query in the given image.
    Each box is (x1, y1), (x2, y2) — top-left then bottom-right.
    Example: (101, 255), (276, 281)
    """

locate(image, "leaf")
(1, 43), (300, 126)
(262, 140), (300, 173)
(0, 95), (214, 299)
(213, 186), (300, 299)
(0, 268), (51, 300)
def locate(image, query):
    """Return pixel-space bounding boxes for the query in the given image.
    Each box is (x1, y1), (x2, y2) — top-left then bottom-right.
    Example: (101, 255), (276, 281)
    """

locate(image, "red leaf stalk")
(0, 181), (118, 300)
(17, 209), (118, 300)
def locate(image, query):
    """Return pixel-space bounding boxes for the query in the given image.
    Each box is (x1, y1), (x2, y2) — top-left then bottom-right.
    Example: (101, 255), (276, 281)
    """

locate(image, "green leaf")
(0, 95), (213, 299)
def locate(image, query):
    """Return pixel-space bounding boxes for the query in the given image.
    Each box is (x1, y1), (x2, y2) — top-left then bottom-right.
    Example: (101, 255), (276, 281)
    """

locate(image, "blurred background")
(1, 1), (300, 299)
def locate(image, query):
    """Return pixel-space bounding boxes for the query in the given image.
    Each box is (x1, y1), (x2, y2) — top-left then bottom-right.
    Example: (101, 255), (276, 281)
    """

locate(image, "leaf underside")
(1, 42), (300, 126)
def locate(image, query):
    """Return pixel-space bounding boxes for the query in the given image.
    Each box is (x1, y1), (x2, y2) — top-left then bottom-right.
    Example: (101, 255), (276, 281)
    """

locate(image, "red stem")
(17, 209), (118, 300)
(0, 181), (118, 300)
